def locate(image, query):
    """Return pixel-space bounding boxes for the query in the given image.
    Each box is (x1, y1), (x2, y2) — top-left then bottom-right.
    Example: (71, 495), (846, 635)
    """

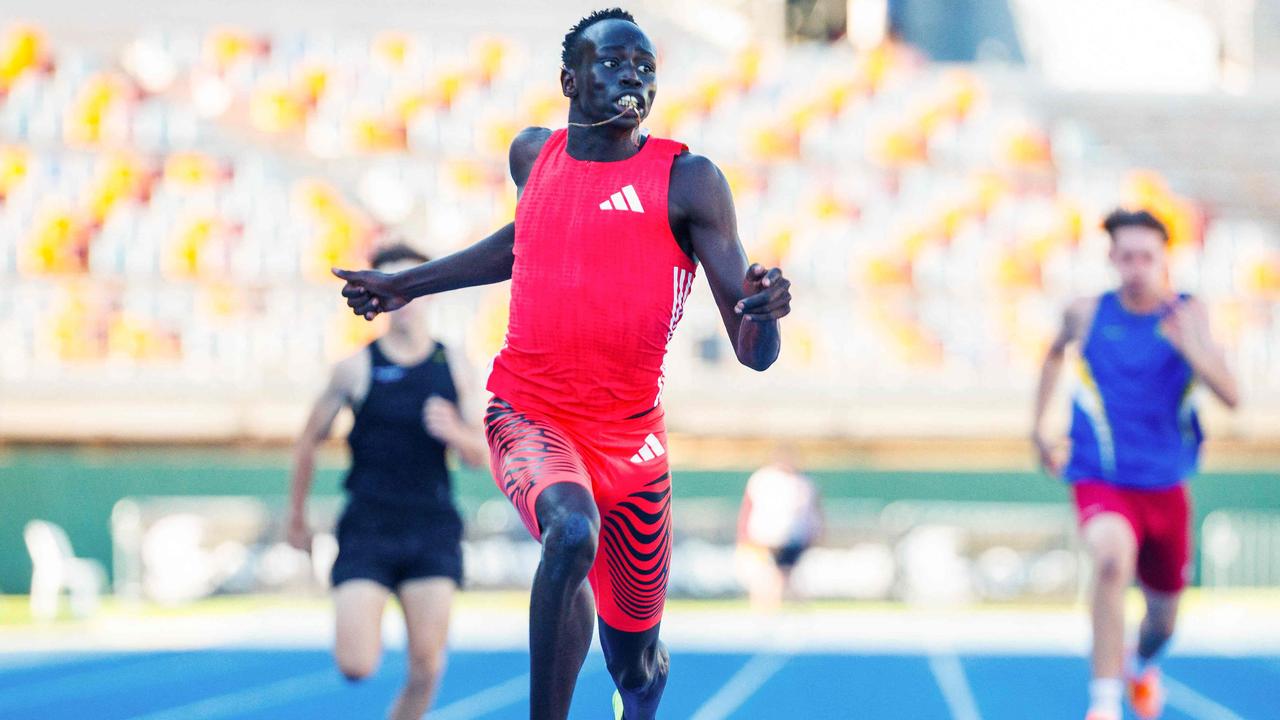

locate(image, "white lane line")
(927, 651), (982, 720)
(128, 668), (339, 720)
(690, 653), (790, 720)
(430, 672), (530, 720)
(1164, 674), (1245, 720)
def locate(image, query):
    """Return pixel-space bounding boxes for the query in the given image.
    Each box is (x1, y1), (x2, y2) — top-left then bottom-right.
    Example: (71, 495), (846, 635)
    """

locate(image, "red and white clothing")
(1074, 480), (1192, 593)
(485, 129), (694, 632)
(487, 128), (696, 422)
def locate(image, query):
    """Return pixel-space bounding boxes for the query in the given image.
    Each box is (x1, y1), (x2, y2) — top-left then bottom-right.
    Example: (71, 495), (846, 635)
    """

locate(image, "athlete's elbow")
(737, 351), (777, 372)
(461, 448), (488, 468)
(1221, 387), (1240, 410)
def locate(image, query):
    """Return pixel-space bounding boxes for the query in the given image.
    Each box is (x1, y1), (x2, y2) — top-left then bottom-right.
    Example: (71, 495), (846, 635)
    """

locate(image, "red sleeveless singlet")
(486, 128), (697, 421)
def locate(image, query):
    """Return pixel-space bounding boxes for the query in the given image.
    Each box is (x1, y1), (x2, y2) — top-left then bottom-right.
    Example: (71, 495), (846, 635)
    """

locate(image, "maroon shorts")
(1073, 480), (1192, 593)
(484, 396), (672, 633)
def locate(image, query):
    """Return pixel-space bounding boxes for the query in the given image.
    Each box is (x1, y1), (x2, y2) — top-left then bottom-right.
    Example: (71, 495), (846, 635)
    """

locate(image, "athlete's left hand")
(735, 264), (791, 322)
(424, 396), (465, 445)
(1159, 300), (1207, 359)
(332, 268), (411, 320)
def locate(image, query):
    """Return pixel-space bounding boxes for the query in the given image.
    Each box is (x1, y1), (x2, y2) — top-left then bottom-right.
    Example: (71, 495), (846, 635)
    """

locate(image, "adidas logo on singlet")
(598, 184), (645, 213)
(629, 433), (666, 463)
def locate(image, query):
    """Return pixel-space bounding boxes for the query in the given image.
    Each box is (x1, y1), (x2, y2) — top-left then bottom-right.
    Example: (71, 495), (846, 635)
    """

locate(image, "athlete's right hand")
(1032, 432), (1065, 477)
(286, 513), (313, 553)
(332, 268), (410, 320)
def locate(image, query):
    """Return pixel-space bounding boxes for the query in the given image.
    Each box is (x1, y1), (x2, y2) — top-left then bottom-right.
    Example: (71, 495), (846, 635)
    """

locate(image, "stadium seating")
(1, 20), (1276, 436)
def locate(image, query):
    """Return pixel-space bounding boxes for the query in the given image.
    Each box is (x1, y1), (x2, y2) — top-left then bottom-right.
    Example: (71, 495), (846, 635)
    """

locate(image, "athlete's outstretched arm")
(670, 153), (790, 371)
(334, 127), (552, 320)
(1031, 298), (1093, 475)
(287, 353), (365, 550)
(334, 224), (516, 319)
(1161, 297), (1239, 409)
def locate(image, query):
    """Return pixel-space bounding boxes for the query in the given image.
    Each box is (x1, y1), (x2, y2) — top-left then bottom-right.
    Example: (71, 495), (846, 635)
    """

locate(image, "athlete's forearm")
(1032, 351), (1064, 436)
(394, 223), (515, 300)
(735, 318), (780, 371)
(449, 427), (490, 468)
(1183, 344), (1240, 409)
(736, 496), (752, 541)
(288, 444), (318, 519)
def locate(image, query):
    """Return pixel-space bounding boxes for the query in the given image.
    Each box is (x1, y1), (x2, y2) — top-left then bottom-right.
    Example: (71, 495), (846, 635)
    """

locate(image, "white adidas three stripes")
(599, 184), (645, 213)
(629, 433), (666, 463)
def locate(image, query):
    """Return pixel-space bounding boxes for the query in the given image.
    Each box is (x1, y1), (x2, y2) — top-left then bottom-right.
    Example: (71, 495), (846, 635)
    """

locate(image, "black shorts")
(772, 542), (808, 570)
(330, 495), (464, 590)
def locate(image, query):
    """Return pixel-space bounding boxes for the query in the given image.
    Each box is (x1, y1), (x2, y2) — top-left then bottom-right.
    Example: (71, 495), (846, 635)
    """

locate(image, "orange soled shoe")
(1127, 666), (1166, 720)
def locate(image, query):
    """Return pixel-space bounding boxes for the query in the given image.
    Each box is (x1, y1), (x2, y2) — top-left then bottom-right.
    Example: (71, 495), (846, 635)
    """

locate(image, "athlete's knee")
(336, 652), (379, 682)
(1087, 528), (1135, 588)
(608, 657), (657, 694)
(541, 510), (599, 578)
(406, 648), (446, 684)
(606, 641), (667, 694)
(1092, 551), (1134, 587)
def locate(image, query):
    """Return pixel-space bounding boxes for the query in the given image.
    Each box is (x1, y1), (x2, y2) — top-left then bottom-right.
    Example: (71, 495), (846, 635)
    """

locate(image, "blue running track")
(0, 649), (1273, 719)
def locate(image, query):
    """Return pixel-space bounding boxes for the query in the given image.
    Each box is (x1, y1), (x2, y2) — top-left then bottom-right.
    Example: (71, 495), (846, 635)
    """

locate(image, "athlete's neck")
(1117, 285), (1167, 315)
(379, 323), (434, 364)
(564, 118), (644, 162)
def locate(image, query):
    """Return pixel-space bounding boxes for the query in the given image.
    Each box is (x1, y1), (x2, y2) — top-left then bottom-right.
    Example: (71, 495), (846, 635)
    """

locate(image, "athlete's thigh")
(397, 577), (457, 665)
(1136, 485), (1192, 594)
(534, 481), (601, 538)
(484, 397), (592, 540)
(1075, 482), (1139, 563)
(598, 614), (663, 673)
(333, 579), (392, 672)
(585, 419), (673, 634)
(1082, 512), (1139, 569)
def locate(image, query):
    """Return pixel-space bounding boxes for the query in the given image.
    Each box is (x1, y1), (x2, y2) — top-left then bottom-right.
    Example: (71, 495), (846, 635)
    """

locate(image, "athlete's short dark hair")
(561, 8), (637, 69)
(1103, 209), (1169, 244)
(370, 242), (429, 269)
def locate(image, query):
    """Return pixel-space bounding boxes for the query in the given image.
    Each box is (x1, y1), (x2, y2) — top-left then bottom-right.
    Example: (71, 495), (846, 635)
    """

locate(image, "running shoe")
(1128, 666), (1165, 719)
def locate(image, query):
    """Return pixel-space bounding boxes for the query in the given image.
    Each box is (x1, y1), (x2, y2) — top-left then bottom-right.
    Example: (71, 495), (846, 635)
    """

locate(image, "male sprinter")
(1032, 210), (1238, 720)
(332, 9), (792, 719)
(289, 243), (487, 720)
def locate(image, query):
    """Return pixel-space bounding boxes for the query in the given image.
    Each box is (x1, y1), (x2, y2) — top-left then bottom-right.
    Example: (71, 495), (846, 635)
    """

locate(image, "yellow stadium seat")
(164, 151), (224, 191)
(23, 200), (87, 275)
(371, 31), (414, 70)
(0, 144), (31, 199)
(65, 73), (135, 147)
(0, 22), (51, 90)
(470, 35), (510, 86)
(249, 79), (306, 133)
(204, 27), (267, 74)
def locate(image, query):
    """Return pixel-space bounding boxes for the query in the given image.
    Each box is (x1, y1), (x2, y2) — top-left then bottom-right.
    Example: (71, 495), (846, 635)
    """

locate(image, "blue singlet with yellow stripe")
(1065, 291), (1201, 490)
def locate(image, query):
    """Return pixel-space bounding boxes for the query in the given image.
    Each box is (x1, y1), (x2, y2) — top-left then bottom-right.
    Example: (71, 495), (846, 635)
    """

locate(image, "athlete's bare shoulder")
(509, 127), (553, 188)
(1064, 295), (1101, 344)
(668, 151), (731, 223)
(670, 151), (724, 192)
(330, 347), (371, 404)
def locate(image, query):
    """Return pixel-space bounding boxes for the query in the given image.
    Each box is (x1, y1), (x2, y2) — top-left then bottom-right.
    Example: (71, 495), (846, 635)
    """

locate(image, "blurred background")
(1, 1), (1279, 718)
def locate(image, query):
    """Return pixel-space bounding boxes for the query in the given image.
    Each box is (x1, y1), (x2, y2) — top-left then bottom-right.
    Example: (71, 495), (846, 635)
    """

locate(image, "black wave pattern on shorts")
(484, 398), (585, 535)
(600, 473), (672, 624)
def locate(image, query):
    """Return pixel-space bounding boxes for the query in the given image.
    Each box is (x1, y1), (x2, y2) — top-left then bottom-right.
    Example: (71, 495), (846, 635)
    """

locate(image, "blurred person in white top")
(735, 449), (823, 611)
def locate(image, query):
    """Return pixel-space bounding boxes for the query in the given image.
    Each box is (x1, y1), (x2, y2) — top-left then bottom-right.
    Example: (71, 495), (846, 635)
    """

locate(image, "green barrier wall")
(3, 447), (1277, 593)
